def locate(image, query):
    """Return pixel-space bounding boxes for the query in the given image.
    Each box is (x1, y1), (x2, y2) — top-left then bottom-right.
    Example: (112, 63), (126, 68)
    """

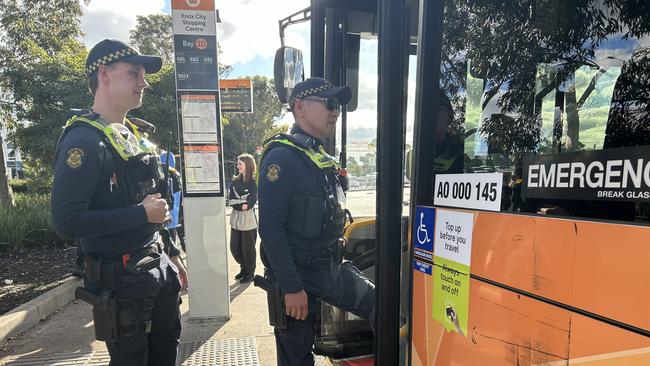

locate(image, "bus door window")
(434, 0), (650, 224)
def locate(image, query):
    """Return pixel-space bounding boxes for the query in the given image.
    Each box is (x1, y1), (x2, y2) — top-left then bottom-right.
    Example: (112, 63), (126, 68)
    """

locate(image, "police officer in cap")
(51, 39), (188, 365)
(258, 77), (376, 365)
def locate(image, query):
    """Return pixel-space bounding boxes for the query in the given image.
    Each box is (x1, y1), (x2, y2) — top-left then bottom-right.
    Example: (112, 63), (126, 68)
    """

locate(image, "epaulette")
(291, 133), (318, 149)
(263, 133), (316, 150)
(66, 109), (99, 120)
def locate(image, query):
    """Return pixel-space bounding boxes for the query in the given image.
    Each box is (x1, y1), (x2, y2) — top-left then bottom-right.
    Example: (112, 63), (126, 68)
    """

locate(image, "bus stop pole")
(375, 0), (408, 363)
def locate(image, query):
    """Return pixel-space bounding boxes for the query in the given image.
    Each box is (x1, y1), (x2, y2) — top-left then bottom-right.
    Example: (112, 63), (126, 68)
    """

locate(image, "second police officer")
(258, 77), (376, 365)
(51, 39), (188, 366)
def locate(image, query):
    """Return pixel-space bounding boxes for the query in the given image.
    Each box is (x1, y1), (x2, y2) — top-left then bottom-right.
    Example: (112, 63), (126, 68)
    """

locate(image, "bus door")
(273, 0), (419, 363)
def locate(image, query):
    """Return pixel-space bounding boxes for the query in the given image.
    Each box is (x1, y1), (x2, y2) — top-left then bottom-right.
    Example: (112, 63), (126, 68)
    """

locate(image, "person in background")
(160, 150), (184, 253)
(228, 153), (258, 283)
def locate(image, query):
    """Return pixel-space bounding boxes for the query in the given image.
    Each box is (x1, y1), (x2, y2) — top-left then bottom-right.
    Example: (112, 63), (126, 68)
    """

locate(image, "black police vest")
(261, 133), (347, 241)
(55, 113), (168, 230)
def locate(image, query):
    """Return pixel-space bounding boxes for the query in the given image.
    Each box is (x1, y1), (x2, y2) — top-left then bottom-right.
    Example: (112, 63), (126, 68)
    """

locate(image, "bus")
(273, 0), (650, 364)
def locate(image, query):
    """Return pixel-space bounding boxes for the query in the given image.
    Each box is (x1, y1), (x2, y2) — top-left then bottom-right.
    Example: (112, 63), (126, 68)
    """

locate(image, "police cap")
(85, 39), (162, 77)
(288, 77), (352, 111)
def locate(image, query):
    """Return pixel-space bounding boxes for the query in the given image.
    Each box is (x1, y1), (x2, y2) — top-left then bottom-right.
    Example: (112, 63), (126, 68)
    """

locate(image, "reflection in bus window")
(604, 48), (650, 149)
(438, 0), (650, 223)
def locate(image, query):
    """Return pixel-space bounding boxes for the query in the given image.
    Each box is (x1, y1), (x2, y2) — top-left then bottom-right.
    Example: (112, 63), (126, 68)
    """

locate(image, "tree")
(129, 14), (174, 64)
(5, 40), (90, 181)
(222, 76), (287, 167)
(0, 0), (85, 204)
(439, 0), (650, 166)
(347, 156), (362, 176)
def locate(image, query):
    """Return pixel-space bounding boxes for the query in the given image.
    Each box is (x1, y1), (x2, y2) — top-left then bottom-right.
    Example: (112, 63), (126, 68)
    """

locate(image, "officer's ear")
(97, 64), (116, 88)
(293, 99), (305, 116)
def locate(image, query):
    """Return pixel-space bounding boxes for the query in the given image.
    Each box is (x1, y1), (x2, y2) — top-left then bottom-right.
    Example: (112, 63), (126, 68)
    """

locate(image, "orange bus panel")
(411, 209), (650, 365)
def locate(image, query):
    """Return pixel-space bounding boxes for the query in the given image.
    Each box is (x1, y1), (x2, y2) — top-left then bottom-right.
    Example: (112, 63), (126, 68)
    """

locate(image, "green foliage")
(0, 194), (59, 251)
(20, 161), (55, 194)
(8, 178), (28, 193)
(6, 40), (90, 172)
(129, 14), (175, 64)
(0, 0), (83, 59)
(222, 76), (288, 165)
(0, 0), (86, 205)
(347, 155), (376, 177)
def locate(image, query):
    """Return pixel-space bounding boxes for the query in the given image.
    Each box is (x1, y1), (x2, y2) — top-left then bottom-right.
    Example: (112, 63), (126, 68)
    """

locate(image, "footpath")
(0, 231), (327, 366)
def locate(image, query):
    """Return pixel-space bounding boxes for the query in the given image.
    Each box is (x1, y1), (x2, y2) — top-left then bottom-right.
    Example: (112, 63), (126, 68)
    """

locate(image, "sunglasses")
(302, 97), (341, 112)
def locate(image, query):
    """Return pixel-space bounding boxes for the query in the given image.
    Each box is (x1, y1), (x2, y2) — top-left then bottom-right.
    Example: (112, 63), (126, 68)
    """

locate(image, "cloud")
(216, 0), (310, 66)
(80, 0), (166, 48)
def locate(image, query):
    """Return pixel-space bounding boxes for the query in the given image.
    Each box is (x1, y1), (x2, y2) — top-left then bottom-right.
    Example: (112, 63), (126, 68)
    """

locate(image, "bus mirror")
(274, 46), (304, 104)
(346, 34), (360, 112)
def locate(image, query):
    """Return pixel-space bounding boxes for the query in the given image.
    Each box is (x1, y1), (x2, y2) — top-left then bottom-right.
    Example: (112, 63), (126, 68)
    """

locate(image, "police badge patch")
(266, 164), (281, 182)
(66, 148), (85, 169)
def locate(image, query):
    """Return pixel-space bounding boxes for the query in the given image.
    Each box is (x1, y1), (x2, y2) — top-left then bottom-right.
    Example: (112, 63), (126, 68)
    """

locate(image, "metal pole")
(311, 0), (325, 78)
(323, 6), (344, 155)
(375, 0), (407, 363)
(407, 0), (445, 361)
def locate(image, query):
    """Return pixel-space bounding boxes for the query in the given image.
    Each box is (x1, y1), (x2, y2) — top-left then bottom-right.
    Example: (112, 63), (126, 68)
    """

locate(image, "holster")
(75, 287), (119, 342)
(253, 275), (287, 330)
(77, 251), (158, 342)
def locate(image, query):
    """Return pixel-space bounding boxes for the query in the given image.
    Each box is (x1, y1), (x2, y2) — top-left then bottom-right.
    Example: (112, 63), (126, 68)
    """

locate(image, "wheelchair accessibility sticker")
(413, 206), (434, 253)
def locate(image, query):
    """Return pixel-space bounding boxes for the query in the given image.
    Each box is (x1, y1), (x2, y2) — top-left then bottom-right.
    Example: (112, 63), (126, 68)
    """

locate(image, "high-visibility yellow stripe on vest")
(65, 116), (157, 160)
(262, 138), (339, 169)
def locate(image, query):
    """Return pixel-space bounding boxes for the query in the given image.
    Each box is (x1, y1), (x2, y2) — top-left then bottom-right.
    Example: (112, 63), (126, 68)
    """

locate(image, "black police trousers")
(274, 260), (375, 366)
(88, 252), (182, 366)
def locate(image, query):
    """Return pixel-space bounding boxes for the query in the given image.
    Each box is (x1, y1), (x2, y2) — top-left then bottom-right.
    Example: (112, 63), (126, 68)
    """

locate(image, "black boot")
(239, 274), (254, 283)
(235, 270), (245, 280)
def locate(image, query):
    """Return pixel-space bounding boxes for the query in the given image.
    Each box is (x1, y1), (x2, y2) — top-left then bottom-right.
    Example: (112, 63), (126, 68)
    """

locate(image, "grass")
(0, 194), (59, 251)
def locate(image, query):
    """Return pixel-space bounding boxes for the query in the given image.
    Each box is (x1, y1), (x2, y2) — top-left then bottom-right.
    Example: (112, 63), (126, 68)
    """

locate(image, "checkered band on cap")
(85, 47), (138, 76)
(289, 81), (335, 106)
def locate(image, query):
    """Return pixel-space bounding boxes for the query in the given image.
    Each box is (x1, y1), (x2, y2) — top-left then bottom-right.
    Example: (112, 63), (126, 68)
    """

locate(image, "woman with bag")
(228, 153), (258, 283)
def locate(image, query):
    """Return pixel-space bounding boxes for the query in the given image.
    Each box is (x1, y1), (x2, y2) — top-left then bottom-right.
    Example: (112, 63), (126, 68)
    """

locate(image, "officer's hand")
(284, 290), (308, 320)
(142, 193), (169, 223)
(170, 255), (189, 291)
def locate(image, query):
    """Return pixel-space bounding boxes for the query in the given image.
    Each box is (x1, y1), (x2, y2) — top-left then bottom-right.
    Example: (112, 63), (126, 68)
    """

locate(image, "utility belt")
(255, 239), (344, 330)
(294, 238), (345, 268)
(82, 242), (163, 288)
(75, 242), (162, 342)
